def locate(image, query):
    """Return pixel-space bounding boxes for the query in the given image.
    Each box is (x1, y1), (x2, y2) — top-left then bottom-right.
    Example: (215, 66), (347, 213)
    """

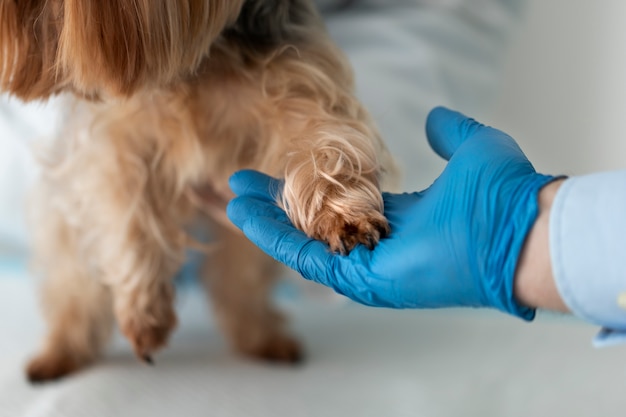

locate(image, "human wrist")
(514, 178), (569, 313)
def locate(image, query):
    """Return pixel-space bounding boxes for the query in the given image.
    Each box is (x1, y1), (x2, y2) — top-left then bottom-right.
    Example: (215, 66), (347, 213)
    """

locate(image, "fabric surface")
(550, 172), (626, 344)
(2, 276), (626, 417)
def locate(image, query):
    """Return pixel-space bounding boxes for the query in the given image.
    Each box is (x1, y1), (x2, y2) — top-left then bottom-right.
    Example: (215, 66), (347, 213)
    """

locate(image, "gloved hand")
(227, 107), (557, 319)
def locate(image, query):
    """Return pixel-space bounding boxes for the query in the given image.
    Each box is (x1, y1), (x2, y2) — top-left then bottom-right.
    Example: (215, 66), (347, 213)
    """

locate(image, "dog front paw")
(309, 206), (389, 254)
(116, 290), (178, 363)
(283, 174), (389, 254)
(120, 313), (177, 364)
(282, 126), (391, 254)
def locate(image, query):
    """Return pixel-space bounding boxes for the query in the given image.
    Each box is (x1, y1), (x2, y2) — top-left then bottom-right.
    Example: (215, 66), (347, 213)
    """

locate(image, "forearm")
(514, 179), (570, 313)
(516, 171), (626, 336)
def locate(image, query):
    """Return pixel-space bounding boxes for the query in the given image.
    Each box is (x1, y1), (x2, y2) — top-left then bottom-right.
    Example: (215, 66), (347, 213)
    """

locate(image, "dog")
(0, 0), (396, 382)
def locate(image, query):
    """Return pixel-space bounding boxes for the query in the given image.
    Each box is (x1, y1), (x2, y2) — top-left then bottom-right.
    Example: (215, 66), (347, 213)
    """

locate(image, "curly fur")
(0, 0), (397, 382)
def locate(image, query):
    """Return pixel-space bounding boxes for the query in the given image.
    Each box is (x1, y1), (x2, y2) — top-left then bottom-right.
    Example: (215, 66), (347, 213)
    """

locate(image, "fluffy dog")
(0, 0), (396, 382)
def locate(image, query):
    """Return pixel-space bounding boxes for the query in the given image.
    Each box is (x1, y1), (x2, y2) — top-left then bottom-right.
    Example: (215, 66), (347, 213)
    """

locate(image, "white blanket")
(1, 276), (626, 417)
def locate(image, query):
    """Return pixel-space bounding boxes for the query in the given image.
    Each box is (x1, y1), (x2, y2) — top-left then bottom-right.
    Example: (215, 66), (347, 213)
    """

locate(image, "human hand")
(227, 107), (557, 319)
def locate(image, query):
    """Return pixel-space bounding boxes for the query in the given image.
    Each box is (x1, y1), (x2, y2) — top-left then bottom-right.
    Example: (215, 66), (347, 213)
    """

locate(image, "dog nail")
(339, 241), (347, 255)
(142, 355), (154, 365)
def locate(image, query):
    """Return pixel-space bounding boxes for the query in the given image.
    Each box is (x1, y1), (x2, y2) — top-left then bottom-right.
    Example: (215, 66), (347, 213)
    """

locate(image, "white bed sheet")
(1, 274), (626, 417)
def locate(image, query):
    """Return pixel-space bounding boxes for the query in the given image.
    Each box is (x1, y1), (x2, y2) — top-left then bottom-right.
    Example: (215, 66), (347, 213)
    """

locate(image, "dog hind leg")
(203, 223), (302, 363)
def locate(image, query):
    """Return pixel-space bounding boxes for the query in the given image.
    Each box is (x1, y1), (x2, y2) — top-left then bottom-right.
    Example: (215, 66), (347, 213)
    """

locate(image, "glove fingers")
(227, 196), (290, 230)
(241, 216), (333, 282)
(229, 170), (283, 201)
(425, 106), (487, 161)
(228, 196), (339, 284)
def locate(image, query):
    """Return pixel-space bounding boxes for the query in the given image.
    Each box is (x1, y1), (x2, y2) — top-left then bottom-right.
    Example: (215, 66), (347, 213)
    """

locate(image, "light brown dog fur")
(1, 0), (395, 382)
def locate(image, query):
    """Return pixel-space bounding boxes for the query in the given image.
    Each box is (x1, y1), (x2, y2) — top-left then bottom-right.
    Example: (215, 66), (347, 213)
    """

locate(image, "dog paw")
(26, 350), (83, 383)
(310, 207), (390, 254)
(283, 160), (388, 254)
(240, 334), (304, 364)
(118, 302), (178, 363)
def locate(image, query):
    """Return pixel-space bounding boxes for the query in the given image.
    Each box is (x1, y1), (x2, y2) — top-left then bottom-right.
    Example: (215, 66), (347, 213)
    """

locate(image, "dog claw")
(316, 212), (390, 254)
(118, 296), (177, 367)
(337, 240), (347, 255)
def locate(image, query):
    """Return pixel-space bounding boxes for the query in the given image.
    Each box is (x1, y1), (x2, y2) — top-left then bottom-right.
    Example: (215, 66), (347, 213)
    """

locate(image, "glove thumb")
(425, 106), (488, 161)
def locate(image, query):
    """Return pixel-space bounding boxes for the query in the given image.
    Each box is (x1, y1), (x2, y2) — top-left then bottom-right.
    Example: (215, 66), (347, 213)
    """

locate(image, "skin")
(514, 179), (570, 313)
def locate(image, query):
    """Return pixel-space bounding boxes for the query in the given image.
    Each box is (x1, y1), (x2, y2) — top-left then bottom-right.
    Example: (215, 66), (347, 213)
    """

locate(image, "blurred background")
(1, 1), (626, 416)
(491, 0), (626, 176)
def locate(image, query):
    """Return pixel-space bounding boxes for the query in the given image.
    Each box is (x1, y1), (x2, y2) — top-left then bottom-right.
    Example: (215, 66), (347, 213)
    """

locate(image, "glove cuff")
(497, 174), (562, 321)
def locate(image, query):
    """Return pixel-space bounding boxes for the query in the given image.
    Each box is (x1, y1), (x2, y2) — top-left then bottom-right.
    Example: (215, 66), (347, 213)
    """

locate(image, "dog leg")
(97, 184), (183, 363)
(203, 224), (302, 363)
(26, 209), (113, 382)
(48, 122), (187, 364)
(112, 273), (178, 364)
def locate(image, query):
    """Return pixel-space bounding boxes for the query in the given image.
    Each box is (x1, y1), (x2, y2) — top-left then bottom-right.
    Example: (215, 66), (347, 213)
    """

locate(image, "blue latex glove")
(227, 107), (557, 319)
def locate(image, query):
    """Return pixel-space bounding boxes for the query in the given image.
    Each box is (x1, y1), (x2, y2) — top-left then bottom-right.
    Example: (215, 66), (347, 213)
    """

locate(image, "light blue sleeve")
(550, 171), (626, 347)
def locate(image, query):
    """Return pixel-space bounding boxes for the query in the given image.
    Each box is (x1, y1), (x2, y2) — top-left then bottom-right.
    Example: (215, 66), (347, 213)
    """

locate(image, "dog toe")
(240, 334), (305, 365)
(314, 209), (390, 254)
(119, 309), (178, 363)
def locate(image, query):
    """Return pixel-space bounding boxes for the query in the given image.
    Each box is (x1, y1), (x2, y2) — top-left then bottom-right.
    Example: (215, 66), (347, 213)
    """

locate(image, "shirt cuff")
(550, 171), (626, 338)
(593, 328), (626, 348)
